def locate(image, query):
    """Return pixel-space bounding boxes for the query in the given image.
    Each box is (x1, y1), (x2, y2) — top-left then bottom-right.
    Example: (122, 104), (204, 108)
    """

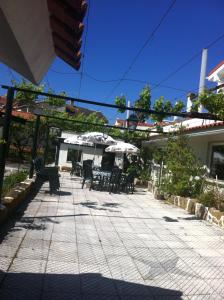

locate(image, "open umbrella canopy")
(64, 136), (93, 146)
(81, 132), (116, 145)
(105, 142), (140, 154)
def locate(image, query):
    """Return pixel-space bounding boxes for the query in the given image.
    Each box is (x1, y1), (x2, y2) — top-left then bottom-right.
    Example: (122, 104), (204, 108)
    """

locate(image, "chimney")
(198, 48), (208, 112)
(187, 92), (196, 112)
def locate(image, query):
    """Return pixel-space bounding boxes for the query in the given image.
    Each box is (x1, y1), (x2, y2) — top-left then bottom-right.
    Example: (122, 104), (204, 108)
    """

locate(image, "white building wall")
(189, 132), (224, 166)
(59, 143), (103, 167)
(143, 130), (224, 170)
(59, 131), (126, 168)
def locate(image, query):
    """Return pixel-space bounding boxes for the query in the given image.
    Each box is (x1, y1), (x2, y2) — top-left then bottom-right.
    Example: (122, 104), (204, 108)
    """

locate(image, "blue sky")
(1, 0), (224, 124)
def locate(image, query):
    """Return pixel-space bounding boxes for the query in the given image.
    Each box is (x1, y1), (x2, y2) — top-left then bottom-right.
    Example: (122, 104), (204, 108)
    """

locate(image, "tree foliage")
(134, 85), (151, 122)
(199, 91), (224, 119)
(152, 97), (184, 123)
(12, 79), (44, 104)
(161, 130), (204, 197)
(10, 122), (34, 163)
(190, 90), (224, 120)
(46, 88), (66, 107)
(115, 85), (184, 123)
(115, 95), (126, 113)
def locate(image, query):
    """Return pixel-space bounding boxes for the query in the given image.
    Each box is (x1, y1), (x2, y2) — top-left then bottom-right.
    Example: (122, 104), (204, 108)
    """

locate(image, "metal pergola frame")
(0, 84), (223, 203)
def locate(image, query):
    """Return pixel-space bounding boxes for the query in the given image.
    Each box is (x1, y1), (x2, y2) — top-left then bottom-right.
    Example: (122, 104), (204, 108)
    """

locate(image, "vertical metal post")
(44, 126), (49, 164)
(29, 115), (40, 178)
(0, 87), (14, 203)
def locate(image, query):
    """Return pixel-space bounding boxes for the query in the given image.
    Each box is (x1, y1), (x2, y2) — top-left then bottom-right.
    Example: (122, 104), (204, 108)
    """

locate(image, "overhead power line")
(49, 31), (224, 103)
(50, 69), (188, 93)
(106, 0), (177, 99)
(151, 32), (224, 91)
(85, 72), (188, 92)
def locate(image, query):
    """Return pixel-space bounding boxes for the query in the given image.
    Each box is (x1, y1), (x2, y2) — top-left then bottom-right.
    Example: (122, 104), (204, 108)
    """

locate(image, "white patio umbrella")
(64, 136), (93, 146)
(105, 142), (140, 154)
(80, 132), (116, 162)
(81, 132), (116, 145)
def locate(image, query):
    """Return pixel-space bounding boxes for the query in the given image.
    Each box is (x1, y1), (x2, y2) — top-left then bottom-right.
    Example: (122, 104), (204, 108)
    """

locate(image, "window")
(210, 144), (224, 180)
(67, 149), (82, 162)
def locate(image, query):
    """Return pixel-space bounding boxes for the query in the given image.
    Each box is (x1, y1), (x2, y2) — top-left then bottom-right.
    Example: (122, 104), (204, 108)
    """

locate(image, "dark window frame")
(210, 144), (224, 180)
(67, 148), (82, 162)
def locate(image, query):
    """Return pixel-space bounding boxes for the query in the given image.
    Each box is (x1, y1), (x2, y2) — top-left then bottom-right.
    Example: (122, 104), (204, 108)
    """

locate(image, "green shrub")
(161, 130), (204, 197)
(2, 170), (28, 197)
(139, 168), (151, 182)
(198, 191), (216, 208)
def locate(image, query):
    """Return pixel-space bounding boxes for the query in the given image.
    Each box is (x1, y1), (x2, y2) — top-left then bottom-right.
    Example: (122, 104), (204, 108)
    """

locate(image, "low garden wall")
(0, 177), (35, 225)
(167, 195), (224, 228)
(148, 182), (224, 229)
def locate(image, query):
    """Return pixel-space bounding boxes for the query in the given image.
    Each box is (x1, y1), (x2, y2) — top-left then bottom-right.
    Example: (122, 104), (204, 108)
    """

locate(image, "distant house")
(143, 118), (224, 181)
(115, 118), (153, 130)
(207, 60), (224, 92)
(58, 131), (123, 170)
(143, 61), (224, 182)
(0, 95), (108, 122)
(66, 103), (107, 122)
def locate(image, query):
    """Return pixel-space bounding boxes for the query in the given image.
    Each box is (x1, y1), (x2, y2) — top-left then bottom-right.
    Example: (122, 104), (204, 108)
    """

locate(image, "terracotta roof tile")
(11, 111), (35, 121)
(184, 121), (224, 132)
(47, 0), (87, 70)
(208, 60), (224, 77)
(116, 119), (153, 127)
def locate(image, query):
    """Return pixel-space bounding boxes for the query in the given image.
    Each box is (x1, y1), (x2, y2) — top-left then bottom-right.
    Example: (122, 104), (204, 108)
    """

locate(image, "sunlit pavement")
(0, 172), (224, 299)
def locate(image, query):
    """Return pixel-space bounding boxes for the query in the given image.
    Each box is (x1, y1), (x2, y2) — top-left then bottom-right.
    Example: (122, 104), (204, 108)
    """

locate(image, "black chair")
(70, 160), (82, 177)
(33, 157), (60, 194)
(83, 159), (93, 169)
(81, 164), (101, 190)
(120, 172), (135, 194)
(107, 168), (122, 194)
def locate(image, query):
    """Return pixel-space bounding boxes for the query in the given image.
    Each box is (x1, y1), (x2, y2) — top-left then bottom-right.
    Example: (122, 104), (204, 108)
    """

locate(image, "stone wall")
(0, 177), (35, 225)
(166, 195), (224, 229)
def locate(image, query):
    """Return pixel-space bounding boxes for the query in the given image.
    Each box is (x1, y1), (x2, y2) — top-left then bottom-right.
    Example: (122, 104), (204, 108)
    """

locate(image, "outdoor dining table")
(92, 170), (111, 179)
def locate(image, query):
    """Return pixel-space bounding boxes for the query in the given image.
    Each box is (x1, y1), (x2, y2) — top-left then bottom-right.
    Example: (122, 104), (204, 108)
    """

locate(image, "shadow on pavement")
(163, 216), (179, 222)
(0, 271), (183, 300)
(75, 201), (120, 213)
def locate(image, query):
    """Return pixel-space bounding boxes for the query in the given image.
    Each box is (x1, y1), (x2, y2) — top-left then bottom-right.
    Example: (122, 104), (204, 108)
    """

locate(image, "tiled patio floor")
(0, 173), (224, 299)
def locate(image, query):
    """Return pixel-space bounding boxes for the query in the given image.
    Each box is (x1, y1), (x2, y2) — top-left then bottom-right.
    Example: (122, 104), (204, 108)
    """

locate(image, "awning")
(0, 0), (87, 84)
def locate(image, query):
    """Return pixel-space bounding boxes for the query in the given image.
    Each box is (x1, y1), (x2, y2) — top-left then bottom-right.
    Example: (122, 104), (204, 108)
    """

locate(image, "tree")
(12, 79), (44, 105)
(115, 85), (184, 124)
(46, 88), (66, 107)
(9, 121), (34, 165)
(115, 95), (126, 113)
(152, 97), (184, 123)
(199, 91), (224, 119)
(134, 85), (151, 122)
(161, 129), (204, 197)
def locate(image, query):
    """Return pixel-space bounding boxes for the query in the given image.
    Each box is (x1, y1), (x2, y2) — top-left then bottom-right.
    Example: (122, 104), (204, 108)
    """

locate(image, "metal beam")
(1, 85), (223, 121)
(44, 114), (164, 134)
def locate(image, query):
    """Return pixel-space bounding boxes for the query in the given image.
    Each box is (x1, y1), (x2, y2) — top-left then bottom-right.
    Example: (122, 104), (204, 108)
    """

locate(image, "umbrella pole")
(77, 144), (80, 162)
(93, 143), (96, 163)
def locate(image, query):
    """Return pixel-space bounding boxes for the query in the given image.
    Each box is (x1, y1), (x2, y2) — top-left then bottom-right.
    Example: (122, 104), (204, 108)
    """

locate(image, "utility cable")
(50, 68), (188, 93)
(106, 0), (177, 98)
(151, 32), (224, 91)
